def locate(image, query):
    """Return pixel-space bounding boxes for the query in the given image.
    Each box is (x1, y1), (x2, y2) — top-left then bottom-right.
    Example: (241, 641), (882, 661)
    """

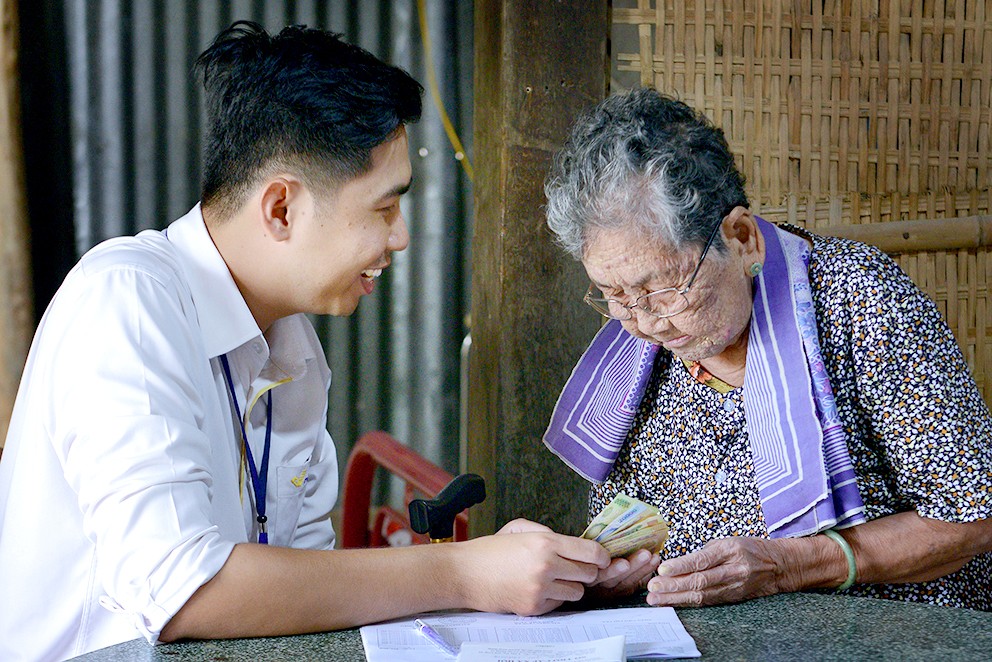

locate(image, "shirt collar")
(165, 204), (262, 359)
(261, 315), (314, 382)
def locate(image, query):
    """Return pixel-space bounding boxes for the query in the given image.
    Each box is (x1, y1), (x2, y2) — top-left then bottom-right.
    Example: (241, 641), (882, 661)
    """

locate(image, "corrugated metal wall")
(61, 0), (474, 476)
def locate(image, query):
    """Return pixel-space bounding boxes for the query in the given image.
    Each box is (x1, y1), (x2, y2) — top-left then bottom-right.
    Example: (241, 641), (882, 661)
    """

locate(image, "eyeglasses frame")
(584, 220), (723, 320)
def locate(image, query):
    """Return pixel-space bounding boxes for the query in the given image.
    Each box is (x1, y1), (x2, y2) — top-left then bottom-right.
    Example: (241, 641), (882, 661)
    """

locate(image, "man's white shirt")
(0, 205), (338, 661)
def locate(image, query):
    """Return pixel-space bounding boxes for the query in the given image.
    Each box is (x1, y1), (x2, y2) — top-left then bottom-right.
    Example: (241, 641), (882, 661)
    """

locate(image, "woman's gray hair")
(545, 88), (749, 260)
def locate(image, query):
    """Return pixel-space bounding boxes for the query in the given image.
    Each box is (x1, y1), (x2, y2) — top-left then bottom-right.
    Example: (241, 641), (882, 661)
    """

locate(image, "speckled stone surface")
(70, 592), (992, 661)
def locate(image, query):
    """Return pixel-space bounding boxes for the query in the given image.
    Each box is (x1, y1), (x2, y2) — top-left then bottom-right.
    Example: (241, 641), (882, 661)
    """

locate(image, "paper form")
(359, 606), (700, 661)
(457, 634), (625, 661)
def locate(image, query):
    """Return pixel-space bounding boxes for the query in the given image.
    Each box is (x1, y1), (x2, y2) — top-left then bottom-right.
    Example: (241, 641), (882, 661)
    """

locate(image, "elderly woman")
(545, 88), (992, 610)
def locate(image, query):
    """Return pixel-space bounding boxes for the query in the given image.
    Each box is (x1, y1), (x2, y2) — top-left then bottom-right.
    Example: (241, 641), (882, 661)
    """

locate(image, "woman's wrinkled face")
(582, 221), (755, 363)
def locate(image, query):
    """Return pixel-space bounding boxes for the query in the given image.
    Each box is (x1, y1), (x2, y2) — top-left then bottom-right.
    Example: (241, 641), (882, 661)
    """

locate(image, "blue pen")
(414, 618), (459, 657)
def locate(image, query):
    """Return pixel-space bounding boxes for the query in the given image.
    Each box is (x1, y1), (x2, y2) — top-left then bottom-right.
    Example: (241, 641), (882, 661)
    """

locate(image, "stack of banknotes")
(581, 492), (669, 558)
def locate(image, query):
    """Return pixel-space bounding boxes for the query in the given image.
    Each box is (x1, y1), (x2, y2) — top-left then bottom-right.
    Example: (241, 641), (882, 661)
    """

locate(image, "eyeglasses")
(584, 222), (722, 320)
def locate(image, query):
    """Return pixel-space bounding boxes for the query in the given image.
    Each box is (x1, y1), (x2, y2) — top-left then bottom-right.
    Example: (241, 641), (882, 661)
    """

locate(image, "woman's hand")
(645, 537), (797, 607)
(645, 514), (992, 607)
(585, 548), (661, 600)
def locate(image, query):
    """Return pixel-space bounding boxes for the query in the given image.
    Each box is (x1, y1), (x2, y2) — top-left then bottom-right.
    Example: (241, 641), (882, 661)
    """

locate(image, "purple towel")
(544, 218), (866, 538)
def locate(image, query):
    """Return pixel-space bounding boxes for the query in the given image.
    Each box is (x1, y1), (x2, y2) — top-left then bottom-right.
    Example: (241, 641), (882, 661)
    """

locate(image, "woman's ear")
(721, 206), (764, 270)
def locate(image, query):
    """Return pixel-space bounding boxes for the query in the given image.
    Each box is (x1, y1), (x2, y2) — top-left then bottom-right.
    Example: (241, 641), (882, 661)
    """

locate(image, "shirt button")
(253, 343), (264, 355)
(722, 399), (737, 412)
(715, 469), (728, 484)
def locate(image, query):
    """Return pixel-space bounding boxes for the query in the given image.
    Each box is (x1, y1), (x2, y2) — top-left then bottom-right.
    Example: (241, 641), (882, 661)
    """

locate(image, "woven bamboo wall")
(612, 0), (992, 403)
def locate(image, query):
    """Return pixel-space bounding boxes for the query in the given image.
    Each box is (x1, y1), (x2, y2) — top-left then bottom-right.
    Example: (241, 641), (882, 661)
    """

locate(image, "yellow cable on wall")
(416, 0), (473, 182)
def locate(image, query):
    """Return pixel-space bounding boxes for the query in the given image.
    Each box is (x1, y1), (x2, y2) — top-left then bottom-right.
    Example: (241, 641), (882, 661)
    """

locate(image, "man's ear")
(258, 175), (304, 242)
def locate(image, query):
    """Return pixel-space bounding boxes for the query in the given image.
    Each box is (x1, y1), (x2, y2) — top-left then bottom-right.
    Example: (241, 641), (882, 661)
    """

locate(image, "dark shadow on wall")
(18, 0), (76, 322)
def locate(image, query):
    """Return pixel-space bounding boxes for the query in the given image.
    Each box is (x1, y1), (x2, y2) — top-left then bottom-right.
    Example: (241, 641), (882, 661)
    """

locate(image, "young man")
(0, 23), (613, 661)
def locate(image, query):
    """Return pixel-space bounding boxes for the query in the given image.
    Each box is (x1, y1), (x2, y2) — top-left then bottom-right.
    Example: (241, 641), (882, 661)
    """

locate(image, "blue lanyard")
(219, 354), (272, 545)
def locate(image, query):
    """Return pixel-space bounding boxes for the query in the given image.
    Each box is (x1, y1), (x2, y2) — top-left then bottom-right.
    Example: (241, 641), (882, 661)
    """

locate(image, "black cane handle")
(408, 473), (486, 541)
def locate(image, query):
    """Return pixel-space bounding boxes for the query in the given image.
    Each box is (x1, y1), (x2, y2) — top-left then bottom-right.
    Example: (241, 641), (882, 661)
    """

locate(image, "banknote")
(582, 492), (668, 558)
(593, 501), (650, 543)
(581, 492), (638, 540)
(601, 517), (668, 557)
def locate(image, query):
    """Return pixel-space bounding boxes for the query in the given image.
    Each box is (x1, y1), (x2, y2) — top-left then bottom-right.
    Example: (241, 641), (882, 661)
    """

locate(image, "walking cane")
(408, 473), (486, 543)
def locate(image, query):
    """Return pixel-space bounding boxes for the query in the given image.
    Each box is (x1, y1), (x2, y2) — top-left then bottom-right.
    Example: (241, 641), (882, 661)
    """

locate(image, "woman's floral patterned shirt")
(589, 226), (992, 610)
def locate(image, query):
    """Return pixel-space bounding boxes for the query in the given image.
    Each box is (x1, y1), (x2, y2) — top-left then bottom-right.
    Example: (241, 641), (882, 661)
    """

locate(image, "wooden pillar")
(468, 2), (608, 535)
(0, 0), (32, 449)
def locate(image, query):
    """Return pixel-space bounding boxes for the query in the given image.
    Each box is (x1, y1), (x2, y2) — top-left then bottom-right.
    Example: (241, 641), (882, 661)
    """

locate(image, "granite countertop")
(71, 592), (992, 661)
(675, 592), (992, 661)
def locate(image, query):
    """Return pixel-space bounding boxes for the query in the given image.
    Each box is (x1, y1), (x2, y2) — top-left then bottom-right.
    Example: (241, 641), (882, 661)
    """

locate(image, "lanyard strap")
(219, 354), (272, 545)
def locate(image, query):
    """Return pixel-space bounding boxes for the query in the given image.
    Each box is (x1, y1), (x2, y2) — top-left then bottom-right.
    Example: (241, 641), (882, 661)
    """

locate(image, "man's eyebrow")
(375, 177), (413, 203)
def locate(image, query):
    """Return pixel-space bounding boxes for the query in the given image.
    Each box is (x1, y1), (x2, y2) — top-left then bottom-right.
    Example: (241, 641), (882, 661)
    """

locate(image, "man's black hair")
(195, 21), (423, 215)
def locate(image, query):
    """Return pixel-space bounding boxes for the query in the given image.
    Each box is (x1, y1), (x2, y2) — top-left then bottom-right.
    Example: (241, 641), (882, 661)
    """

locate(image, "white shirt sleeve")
(45, 261), (235, 642)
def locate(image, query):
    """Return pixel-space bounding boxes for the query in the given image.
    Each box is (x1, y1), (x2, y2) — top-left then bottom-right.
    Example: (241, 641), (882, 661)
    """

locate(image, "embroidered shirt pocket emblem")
(290, 468), (308, 488)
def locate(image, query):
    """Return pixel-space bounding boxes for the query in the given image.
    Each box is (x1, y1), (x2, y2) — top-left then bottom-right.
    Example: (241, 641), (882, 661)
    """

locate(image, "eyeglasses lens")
(639, 290), (689, 317)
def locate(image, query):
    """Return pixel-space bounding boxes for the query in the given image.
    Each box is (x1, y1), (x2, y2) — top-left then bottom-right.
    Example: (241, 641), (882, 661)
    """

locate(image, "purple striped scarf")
(543, 218), (866, 537)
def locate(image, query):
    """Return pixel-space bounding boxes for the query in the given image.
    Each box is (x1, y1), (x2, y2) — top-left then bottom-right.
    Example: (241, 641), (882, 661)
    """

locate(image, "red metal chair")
(339, 430), (470, 548)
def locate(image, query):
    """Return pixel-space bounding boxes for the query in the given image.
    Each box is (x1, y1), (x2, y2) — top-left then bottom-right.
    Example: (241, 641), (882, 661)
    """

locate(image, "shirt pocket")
(273, 460), (312, 545)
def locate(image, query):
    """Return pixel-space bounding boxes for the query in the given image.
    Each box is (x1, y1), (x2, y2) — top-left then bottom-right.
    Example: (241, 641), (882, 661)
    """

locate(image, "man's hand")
(456, 518), (611, 616)
(495, 518), (554, 535)
(497, 519), (660, 602)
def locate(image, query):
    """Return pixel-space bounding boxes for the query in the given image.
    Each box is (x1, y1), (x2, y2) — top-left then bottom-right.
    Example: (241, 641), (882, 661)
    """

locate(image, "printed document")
(456, 634), (626, 661)
(360, 606), (700, 661)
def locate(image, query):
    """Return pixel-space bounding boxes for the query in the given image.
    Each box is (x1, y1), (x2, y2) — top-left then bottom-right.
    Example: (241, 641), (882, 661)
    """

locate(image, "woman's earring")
(749, 262), (763, 277)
